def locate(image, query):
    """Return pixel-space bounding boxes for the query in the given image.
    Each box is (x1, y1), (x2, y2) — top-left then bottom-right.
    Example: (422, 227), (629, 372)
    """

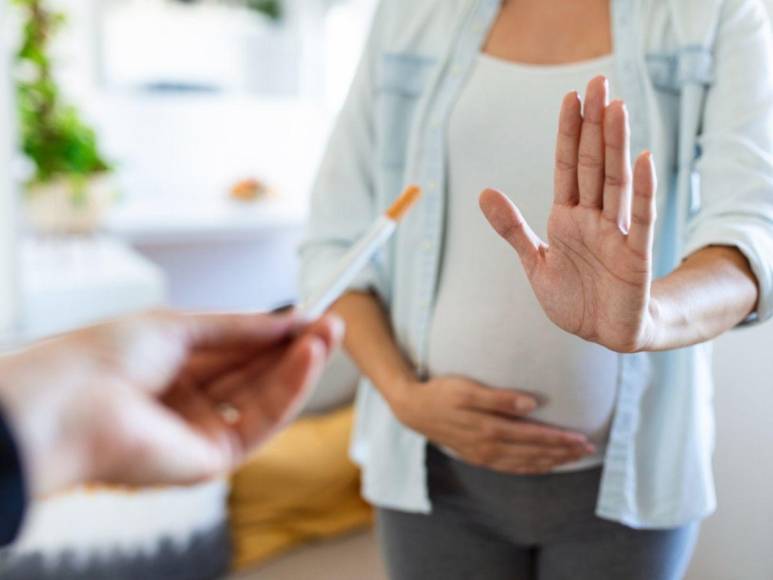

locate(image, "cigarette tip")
(386, 185), (422, 221)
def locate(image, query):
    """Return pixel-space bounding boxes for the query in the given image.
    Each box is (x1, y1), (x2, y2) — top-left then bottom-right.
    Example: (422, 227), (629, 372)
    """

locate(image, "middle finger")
(577, 76), (609, 209)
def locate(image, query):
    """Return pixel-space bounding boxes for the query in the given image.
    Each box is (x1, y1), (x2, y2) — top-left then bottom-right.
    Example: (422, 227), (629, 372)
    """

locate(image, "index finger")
(466, 383), (539, 416)
(180, 312), (297, 349)
(554, 91), (582, 206)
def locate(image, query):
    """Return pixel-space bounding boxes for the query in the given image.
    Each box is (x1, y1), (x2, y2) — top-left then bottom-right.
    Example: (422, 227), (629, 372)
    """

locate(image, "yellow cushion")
(228, 406), (373, 571)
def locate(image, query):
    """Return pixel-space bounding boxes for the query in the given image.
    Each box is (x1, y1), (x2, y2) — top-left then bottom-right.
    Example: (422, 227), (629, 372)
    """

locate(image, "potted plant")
(15, 0), (115, 235)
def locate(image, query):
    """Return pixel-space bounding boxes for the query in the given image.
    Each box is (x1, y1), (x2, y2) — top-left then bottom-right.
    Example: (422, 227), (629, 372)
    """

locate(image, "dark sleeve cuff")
(0, 404), (27, 547)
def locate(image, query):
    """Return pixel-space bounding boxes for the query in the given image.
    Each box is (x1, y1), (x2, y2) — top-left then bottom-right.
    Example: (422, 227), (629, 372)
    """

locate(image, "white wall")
(687, 322), (773, 580)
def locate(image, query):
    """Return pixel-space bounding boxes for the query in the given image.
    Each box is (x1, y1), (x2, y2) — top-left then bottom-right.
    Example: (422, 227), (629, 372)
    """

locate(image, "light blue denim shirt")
(301, 0), (773, 529)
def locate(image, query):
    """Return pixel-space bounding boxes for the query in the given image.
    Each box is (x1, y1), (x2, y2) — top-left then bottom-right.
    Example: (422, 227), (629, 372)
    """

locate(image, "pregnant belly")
(427, 304), (619, 448)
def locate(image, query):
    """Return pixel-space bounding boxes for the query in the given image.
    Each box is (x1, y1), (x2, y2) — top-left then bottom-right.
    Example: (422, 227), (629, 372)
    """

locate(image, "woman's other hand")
(480, 76), (659, 354)
(392, 376), (595, 475)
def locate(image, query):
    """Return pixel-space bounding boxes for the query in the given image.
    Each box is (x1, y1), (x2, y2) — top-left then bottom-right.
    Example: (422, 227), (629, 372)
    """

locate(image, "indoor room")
(1, 1), (772, 579)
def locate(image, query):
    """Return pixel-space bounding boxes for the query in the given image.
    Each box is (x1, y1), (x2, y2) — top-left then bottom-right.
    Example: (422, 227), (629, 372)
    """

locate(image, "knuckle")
(604, 173), (626, 189)
(555, 157), (578, 172)
(578, 152), (604, 169)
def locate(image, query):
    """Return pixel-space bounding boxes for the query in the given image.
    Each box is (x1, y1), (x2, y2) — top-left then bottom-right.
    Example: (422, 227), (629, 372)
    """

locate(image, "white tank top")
(427, 53), (619, 471)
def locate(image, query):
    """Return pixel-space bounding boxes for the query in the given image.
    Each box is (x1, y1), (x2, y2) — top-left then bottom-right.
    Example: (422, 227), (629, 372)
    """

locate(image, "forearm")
(646, 245), (760, 351)
(331, 291), (417, 406)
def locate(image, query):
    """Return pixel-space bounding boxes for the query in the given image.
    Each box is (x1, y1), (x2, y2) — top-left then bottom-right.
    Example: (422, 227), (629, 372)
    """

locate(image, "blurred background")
(0, 1), (772, 579)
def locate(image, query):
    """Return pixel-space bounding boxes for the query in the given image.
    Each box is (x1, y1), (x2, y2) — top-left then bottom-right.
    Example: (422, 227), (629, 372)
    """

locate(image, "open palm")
(480, 76), (658, 353)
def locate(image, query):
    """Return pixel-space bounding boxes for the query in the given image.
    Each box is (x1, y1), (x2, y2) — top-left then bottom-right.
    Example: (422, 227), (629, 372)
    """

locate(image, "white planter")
(25, 173), (115, 235)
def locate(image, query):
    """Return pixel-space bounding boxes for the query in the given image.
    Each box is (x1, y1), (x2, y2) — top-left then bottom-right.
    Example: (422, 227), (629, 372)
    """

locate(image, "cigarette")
(299, 185), (422, 322)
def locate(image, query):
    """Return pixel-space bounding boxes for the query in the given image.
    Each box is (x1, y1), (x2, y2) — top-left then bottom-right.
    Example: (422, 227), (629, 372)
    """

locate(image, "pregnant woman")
(301, 0), (773, 578)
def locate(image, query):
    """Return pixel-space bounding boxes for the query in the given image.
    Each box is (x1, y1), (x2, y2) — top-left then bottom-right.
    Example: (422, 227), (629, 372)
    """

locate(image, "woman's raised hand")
(480, 76), (659, 354)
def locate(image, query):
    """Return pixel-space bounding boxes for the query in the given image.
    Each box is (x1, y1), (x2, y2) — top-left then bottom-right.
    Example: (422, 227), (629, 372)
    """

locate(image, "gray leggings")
(377, 446), (699, 580)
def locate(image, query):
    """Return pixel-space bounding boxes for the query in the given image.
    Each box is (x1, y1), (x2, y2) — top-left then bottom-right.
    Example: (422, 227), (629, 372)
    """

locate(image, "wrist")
(380, 372), (419, 420)
(637, 296), (664, 353)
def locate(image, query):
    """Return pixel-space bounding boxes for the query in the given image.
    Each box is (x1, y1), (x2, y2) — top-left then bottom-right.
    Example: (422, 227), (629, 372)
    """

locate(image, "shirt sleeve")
(298, 3), (386, 302)
(683, 0), (773, 323)
(0, 403), (27, 547)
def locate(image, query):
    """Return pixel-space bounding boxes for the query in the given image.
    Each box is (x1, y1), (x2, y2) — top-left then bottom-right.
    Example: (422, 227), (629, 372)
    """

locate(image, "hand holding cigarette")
(0, 310), (343, 496)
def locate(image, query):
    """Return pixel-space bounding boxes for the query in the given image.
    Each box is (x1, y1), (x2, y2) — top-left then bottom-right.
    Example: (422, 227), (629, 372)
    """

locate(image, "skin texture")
(0, 310), (343, 496)
(479, 77), (759, 353)
(484, 0), (612, 65)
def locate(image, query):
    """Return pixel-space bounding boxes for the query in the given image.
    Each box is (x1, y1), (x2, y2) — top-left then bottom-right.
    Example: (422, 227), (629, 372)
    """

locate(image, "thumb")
(479, 189), (544, 273)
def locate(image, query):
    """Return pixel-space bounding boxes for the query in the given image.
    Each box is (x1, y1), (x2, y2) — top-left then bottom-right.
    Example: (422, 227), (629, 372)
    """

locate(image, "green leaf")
(244, 0), (282, 20)
(13, 0), (112, 188)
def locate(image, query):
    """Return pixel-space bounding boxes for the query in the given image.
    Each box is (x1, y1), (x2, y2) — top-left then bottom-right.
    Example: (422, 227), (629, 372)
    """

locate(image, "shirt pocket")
(646, 49), (711, 217)
(645, 52), (681, 171)
(375, 52), (437, 172)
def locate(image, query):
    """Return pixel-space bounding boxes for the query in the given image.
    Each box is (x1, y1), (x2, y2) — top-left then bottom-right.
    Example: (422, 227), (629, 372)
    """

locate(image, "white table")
(19, 235), (166, 340)
(106, 196), (307, 312)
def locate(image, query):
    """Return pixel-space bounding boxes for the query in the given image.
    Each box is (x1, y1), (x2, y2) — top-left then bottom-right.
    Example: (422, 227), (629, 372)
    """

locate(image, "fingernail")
(515, 399), (537, 413)
(328, 314), (346, 341)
